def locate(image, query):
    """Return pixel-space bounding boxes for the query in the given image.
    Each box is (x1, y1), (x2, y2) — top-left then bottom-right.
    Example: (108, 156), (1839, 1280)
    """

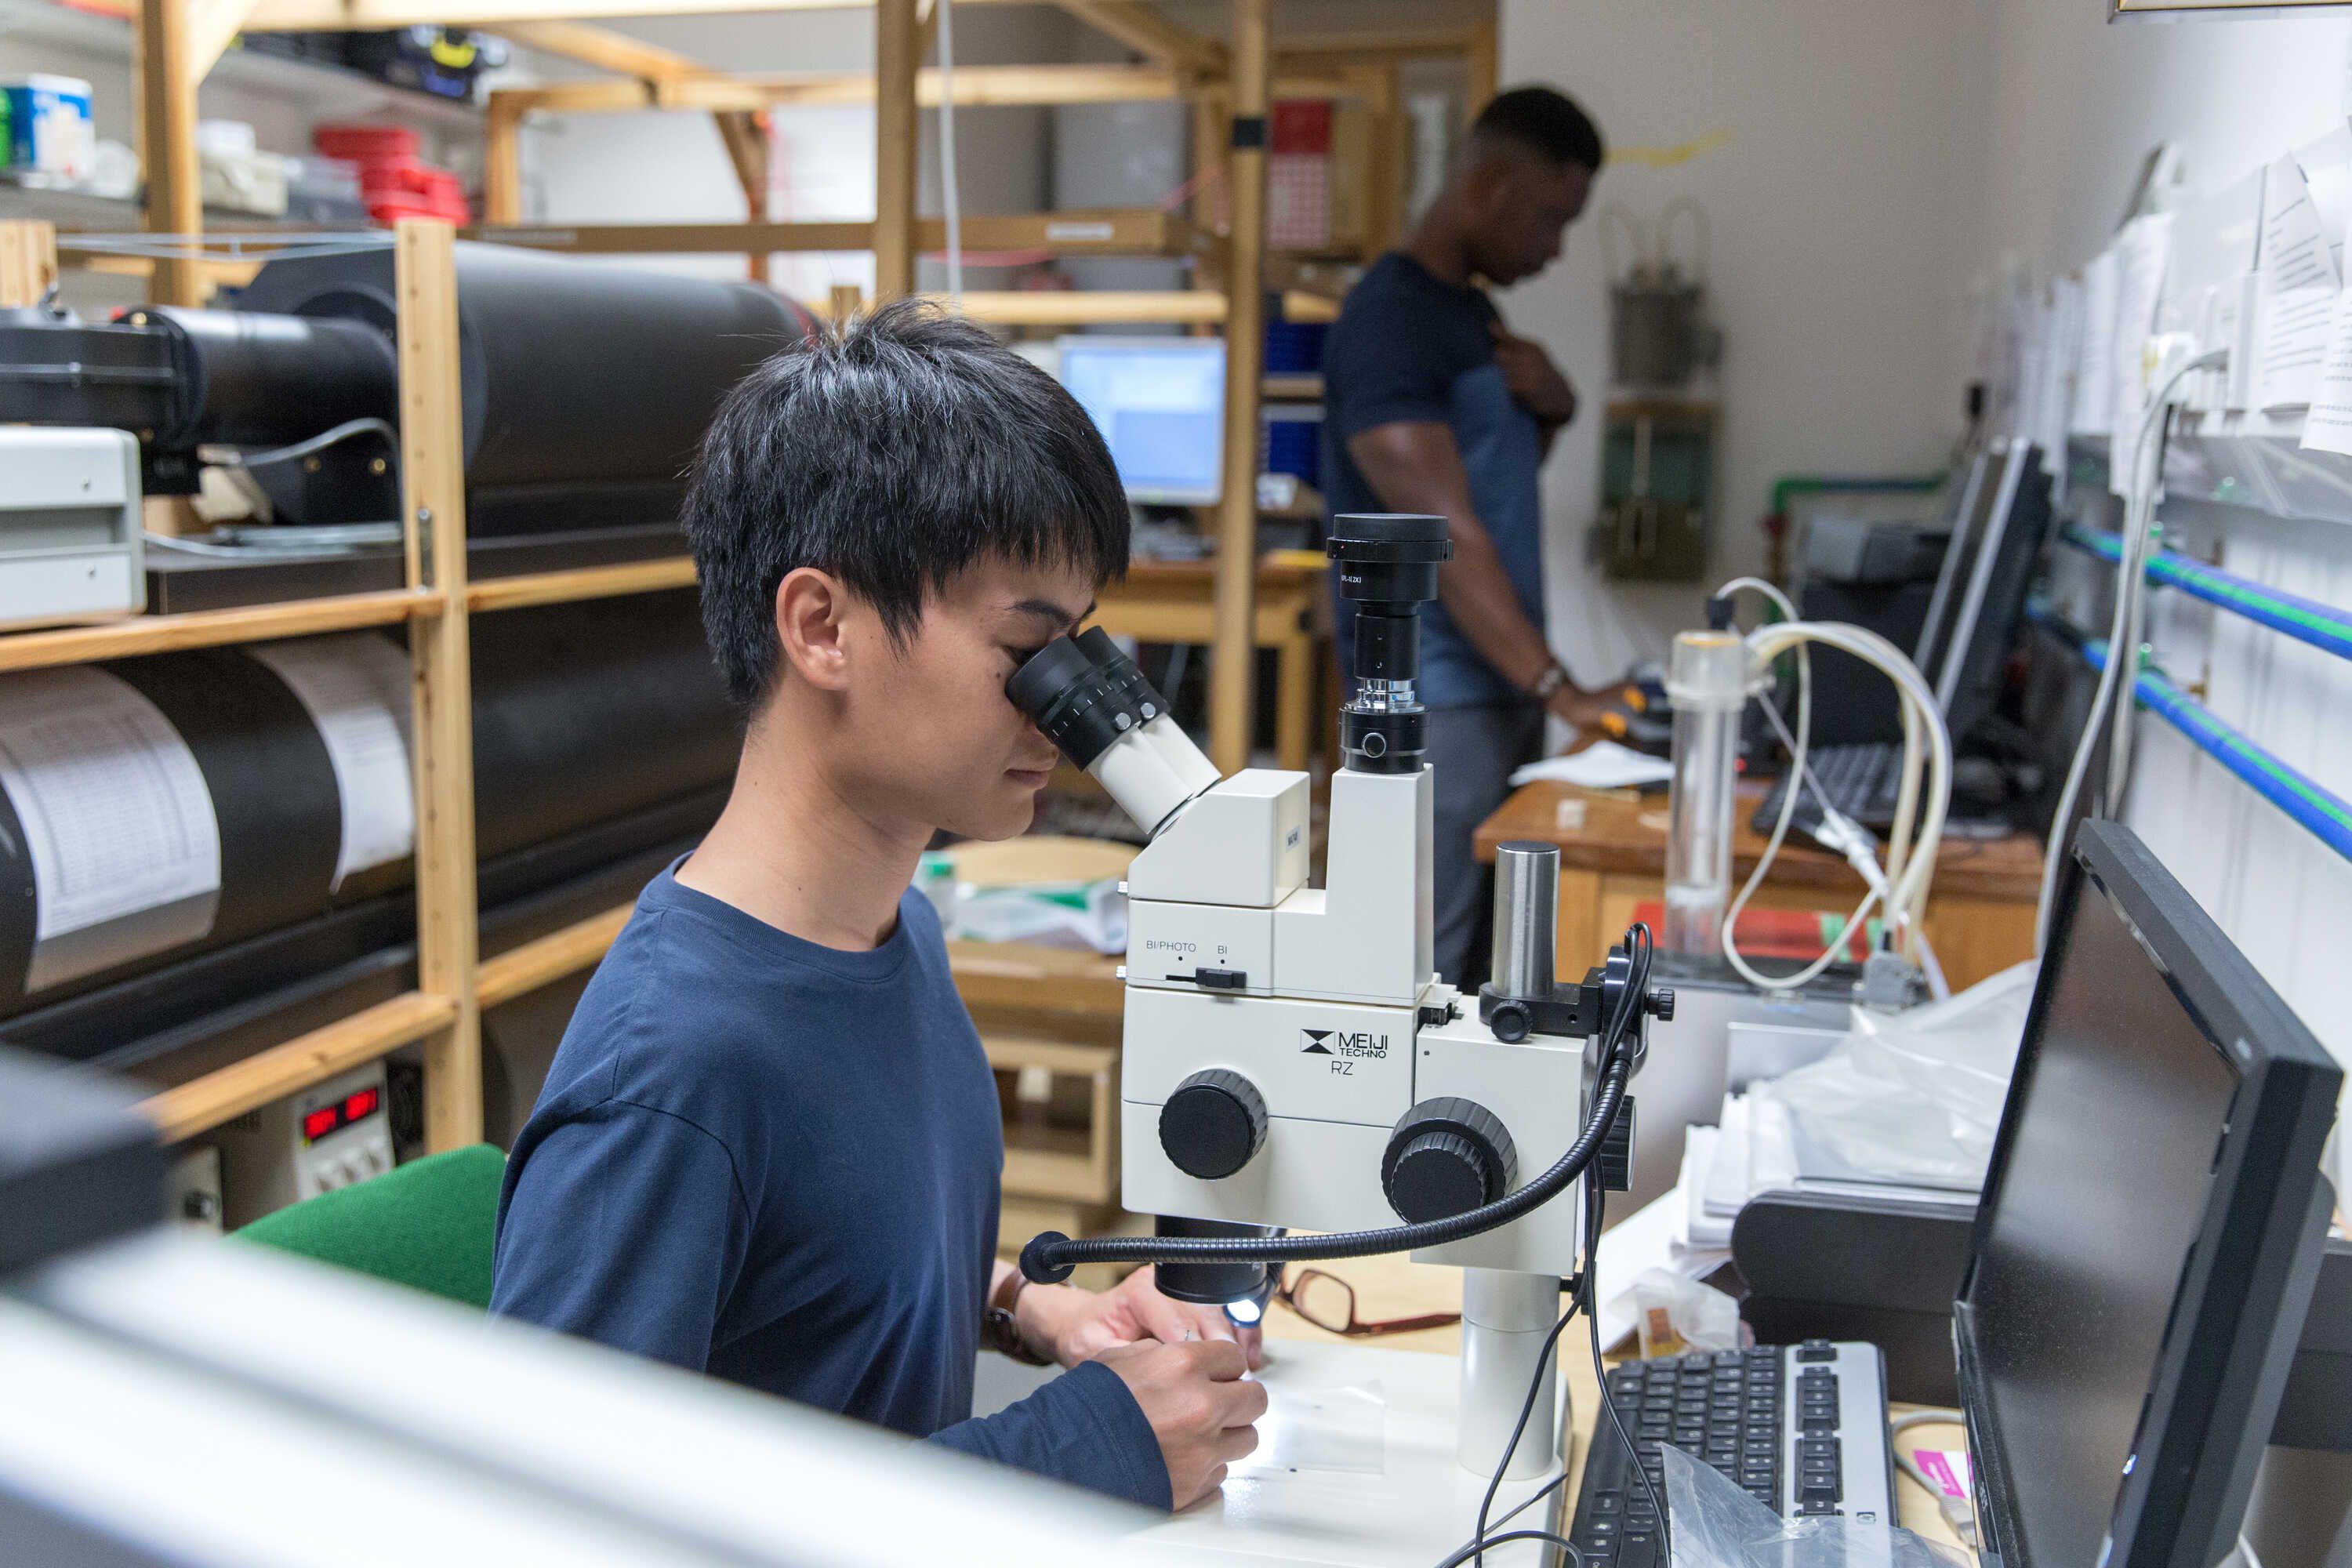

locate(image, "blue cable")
(2062, 526), (2352, 664)
(2033, 611), (2352, 866)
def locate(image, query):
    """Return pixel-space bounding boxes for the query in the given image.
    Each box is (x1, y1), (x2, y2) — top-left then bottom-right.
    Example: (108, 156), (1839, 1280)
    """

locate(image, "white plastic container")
(2, 74), (95, 180)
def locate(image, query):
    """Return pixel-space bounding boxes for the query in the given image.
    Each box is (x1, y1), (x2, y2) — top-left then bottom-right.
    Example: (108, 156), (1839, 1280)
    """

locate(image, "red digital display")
(300, 1084), (383, 1145)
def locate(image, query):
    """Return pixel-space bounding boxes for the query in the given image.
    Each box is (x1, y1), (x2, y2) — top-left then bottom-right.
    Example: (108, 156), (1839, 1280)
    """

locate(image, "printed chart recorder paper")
(0, 665), (220, 989)
(251, 633), (416, 887)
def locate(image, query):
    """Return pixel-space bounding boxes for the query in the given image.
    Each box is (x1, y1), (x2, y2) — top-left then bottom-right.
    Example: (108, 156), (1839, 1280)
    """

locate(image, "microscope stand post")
(1457, 1266), (1569, 1479)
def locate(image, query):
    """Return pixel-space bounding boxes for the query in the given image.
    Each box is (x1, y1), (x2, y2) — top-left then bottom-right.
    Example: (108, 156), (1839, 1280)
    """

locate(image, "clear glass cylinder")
(1662, 630), (1749, 957)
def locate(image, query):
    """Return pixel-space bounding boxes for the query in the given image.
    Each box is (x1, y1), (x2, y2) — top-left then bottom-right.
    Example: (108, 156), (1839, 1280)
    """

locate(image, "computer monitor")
(1935, 440), (2052, 743)
(1956, 820), (2340, 1568)
(1910, 445), (1997, 699)
(1054, 336), (1225, 506)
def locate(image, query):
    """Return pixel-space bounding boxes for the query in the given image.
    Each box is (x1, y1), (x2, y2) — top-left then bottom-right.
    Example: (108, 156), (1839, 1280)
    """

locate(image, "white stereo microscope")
(1010, 515), (1672, 1560)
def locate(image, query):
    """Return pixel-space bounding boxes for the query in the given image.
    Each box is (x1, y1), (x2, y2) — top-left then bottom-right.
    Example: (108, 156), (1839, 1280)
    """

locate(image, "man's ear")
(775, 566), (855, 692)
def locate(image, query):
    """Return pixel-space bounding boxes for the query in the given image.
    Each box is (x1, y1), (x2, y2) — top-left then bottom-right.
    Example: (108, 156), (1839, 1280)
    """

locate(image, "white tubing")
(2035, 348), (2226, 951)
(1724, 619), (1949, 991)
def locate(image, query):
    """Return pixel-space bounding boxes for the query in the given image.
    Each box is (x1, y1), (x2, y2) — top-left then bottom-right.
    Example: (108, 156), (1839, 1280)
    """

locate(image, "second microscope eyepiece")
(1328, 513), (1452, 775)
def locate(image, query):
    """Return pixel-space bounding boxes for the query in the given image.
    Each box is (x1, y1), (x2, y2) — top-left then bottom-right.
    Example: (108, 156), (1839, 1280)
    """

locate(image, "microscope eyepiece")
(1008, 633), (1218, 836)
(1007, 637), (1136, 770)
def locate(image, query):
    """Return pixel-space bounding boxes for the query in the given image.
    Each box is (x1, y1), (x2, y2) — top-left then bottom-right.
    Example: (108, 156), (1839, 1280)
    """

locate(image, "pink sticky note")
(1914, 1448), (1973, 1500)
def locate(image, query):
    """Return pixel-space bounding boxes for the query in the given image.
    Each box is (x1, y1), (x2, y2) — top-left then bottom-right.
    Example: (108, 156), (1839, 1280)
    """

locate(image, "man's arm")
(1348, 421), (1623, 728)
(490, 1104), (748, 1370)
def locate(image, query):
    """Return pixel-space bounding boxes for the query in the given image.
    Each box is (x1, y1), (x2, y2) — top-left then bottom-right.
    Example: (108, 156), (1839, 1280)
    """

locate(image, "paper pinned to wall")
(2254, 277), (2337, 410)
(2107, 213), (2175, 493)
(250, 633), (416, 888)
(2294, 122), (2352, 281)
(2298, 216), (2352, 456)
(2261, 151), (2340, 293)
(2037, 277), (2082, 475)
(2072, 248), (2121, 437)
(0, 665), (220, 990)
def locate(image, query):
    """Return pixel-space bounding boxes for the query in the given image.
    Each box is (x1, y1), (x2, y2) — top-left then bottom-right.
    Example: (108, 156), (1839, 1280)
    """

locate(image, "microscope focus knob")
(1382, 1098), (1518, 1224)
(1159, 1069), (1267, 1180)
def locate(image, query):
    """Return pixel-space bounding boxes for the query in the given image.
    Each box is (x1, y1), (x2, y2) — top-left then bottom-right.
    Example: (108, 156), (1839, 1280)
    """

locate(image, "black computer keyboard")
(1751, 742), (1905, 835)
(1566, 1341), (1898, 1566)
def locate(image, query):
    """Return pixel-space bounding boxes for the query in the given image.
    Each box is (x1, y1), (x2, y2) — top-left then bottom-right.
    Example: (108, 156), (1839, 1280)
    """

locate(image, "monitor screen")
(1965, 875), (2238, 1567)
(1960, 822), (2340, 1568)
(1056, 337), (1225, 505)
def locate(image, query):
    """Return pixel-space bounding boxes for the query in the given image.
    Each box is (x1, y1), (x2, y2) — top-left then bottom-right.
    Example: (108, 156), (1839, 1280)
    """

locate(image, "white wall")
(1500, 0), (1994, 682)
(1984, 2), (2352, 281)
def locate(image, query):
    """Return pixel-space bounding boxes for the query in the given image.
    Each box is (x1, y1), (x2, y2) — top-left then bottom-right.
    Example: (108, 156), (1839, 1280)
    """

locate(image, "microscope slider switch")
(1158, 1069), (1268, 1180)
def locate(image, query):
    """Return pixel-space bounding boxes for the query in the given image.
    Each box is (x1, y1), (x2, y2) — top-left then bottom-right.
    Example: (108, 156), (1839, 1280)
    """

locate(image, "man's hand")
(1019, 1265), (1265, 1371)
(1490, 321), (1577, 428)
(1548, 680), (1643, 736)
(1093, 1338), (1269, 1511)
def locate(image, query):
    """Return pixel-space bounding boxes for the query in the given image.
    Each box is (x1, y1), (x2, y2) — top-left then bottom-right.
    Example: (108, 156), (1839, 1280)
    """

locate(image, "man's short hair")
(1468, 86), (1605, 173)
(684, 300), (1130, 711)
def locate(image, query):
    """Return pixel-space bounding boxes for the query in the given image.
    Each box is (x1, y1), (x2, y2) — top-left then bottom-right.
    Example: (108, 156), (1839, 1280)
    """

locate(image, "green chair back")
(233, 1142), (506, 1310)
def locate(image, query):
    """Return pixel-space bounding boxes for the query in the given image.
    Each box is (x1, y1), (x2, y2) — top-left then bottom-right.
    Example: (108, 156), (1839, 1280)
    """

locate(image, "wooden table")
(1262, 1252), (1969, 1553)
(1094, 549), (1330, 773)
(1476, 781), (2043, 991)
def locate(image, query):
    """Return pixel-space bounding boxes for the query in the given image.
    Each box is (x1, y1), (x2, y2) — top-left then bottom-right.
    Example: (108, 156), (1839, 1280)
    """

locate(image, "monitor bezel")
(1954, 820), (2339, 1568)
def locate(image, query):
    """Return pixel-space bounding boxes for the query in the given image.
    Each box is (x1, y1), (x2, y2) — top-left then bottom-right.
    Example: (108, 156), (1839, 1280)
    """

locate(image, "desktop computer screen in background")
(1055, 337), (1226, 506)
(1958, 821), (2339, 1568)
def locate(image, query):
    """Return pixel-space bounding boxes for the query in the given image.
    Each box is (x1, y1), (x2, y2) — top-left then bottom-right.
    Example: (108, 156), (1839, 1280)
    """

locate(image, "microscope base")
(1131, 1337), (1569, 1566)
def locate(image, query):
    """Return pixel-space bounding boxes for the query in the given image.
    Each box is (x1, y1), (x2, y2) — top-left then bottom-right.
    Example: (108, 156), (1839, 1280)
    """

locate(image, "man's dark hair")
(684, 299), (1130, 711)
(1468, 86), (1605, 173)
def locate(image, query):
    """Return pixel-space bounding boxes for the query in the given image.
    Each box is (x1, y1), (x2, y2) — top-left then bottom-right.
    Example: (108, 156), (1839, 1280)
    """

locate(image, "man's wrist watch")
(1528, 660), (1570, 702)
(985, 1276), (1054, 1367)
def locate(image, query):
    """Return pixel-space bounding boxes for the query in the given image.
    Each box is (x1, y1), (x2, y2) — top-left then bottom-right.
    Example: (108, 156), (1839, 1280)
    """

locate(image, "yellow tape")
(1604, 129), (1733, 169)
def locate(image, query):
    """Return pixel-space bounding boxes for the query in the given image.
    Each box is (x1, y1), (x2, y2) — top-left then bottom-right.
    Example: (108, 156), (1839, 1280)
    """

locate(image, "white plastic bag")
(1752, 960), (2037, 1192)
(1663, 1446), (1969, 1568)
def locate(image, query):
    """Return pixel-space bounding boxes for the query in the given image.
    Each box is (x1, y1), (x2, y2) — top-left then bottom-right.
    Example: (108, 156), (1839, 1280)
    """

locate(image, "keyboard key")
(1797, 1500), (1841, 1517)
(1800, 1438), (1839, 1461)
(1802, 1417), (1838, 1436)
(1588, 1519), (1617, 1539)
(1795, 1340), (1836, 1363)
(1592, 1492), (1621, 1515)
(1800, 1480), (1839, 1508)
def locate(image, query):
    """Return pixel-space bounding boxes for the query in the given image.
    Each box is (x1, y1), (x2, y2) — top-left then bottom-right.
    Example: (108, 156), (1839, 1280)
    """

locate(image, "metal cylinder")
(1490, 841), (1559, 1002)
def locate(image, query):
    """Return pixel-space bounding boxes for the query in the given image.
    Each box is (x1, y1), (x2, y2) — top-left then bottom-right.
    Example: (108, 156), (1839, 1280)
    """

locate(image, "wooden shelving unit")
(4, 0), (1496, 1186)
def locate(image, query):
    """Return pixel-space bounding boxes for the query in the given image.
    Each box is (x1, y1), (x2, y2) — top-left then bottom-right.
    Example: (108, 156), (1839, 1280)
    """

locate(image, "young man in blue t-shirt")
(490, 303), (1265, 1512)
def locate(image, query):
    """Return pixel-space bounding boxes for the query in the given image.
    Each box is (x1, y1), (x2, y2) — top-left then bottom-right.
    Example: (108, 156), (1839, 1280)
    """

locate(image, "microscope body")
(1119, 760), (1595, 1279)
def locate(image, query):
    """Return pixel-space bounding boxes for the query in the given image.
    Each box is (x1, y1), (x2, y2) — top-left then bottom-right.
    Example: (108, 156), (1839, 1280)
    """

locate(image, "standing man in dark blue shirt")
(492, 303), (1265, 1513)
(1323, 86), (1628, 987)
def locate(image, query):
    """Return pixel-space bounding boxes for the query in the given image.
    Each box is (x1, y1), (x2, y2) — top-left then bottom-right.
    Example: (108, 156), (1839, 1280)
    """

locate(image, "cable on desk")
(1436, 1531), (1582, 1568)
